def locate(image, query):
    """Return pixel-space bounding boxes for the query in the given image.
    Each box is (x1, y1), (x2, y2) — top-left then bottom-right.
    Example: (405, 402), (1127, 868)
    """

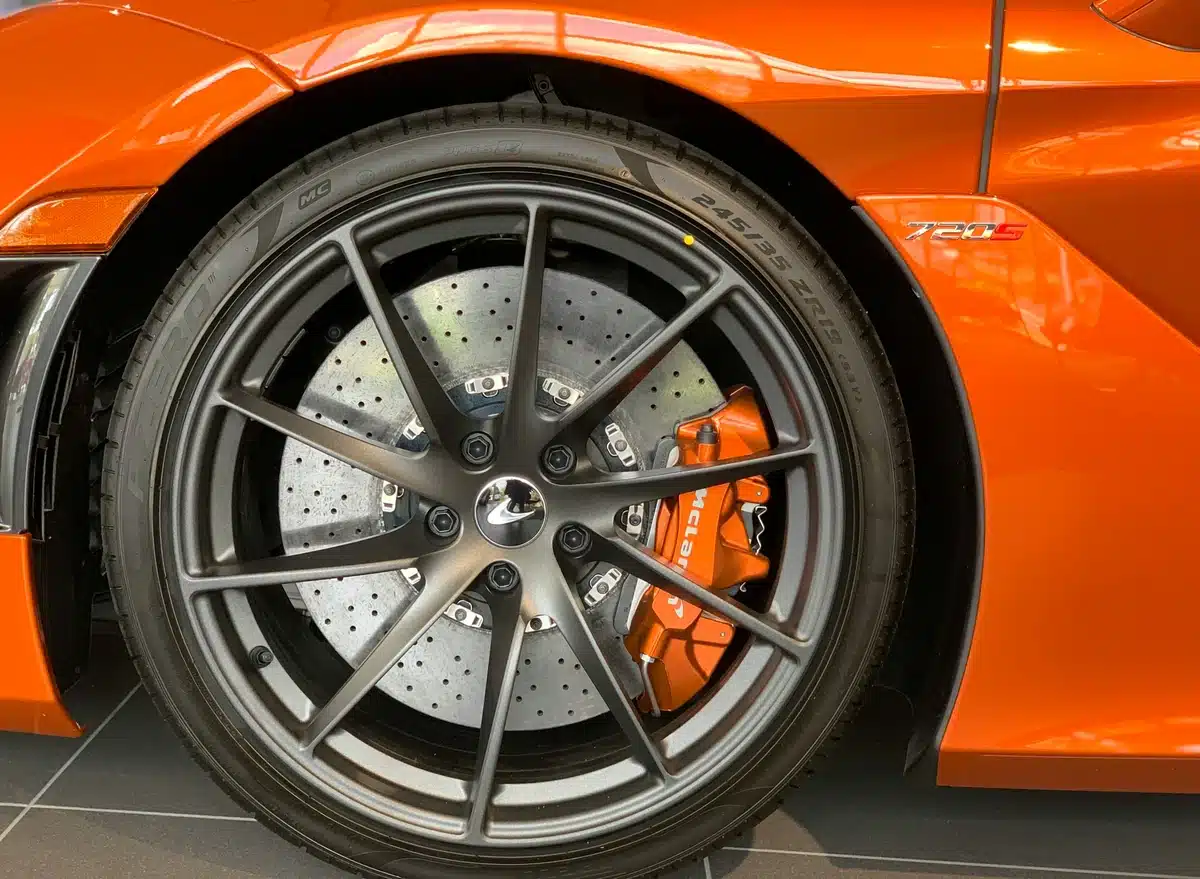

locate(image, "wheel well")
(67, 54), (979, 756)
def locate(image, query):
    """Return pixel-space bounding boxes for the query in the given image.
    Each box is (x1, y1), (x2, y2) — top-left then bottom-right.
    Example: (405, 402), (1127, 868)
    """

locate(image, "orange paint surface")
(0, 190), (153, 253)
(861, 194), (1200, 793)
(113, 0), (993, 196)
(0, 3), (290, 235)
(989, 0), (1200, 344)
(0, 535), (81, 737)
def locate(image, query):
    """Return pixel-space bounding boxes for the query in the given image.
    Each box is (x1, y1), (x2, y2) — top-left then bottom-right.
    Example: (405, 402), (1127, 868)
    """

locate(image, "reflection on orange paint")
(0, 535), (81, 738)
(862, 194), (1200, 794)
(0, 4), (291, 235)
(0, 190), (152, 253)
(989, 1), (1200, 347)
(114, 0), (994, 195)
(1094, 0), (1156, 18)
(1096, 0), (1200, 52)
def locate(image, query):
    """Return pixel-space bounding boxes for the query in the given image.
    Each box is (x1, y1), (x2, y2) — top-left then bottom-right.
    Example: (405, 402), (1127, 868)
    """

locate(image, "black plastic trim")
(0, 257), (99, 534)
(978, 0), (1008, 192)
(851, 206), (985, 782)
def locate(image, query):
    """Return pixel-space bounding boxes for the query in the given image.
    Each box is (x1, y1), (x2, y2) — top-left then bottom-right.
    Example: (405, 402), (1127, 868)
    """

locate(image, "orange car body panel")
(989, 0), (1200, 344)
(114, 0), (994, 196)
(0, 535), (82, 738)
(863, 194), (1200, 794)
(0, 3), (291, 232)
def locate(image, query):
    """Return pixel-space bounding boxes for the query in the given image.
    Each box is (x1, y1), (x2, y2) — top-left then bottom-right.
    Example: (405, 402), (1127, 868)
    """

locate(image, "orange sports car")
(2, 0), (1198, 875)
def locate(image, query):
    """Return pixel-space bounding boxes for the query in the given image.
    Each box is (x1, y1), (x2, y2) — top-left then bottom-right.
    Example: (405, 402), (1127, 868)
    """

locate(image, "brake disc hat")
(277, 265), (723, 729)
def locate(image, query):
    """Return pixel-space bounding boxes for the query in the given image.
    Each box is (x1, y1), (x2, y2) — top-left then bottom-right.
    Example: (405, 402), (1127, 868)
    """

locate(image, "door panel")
(989, 0), (1200, 343)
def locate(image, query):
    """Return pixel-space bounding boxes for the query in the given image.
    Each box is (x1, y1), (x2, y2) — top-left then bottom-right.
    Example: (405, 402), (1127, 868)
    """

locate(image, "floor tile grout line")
(27, 804), (256, 822)
(722, 847), (1200, 879)
(0, 800), (254, 822)
(0, 683), (141, 844)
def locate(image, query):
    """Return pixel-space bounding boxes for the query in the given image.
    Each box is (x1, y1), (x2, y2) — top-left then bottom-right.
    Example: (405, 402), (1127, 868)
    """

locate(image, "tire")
(102, 103), (913, 879)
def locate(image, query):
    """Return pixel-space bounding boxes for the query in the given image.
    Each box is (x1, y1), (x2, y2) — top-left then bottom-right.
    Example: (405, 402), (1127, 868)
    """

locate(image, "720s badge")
(905, 221), (1027, 241)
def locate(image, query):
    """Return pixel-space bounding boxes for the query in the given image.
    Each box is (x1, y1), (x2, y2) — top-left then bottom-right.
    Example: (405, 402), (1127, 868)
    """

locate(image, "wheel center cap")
(475, 477), (546, 548)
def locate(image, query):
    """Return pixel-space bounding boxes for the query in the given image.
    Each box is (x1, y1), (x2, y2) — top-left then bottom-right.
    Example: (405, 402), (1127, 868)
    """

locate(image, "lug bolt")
(557, 525), (591, 556)
(543, 444), (576, 476)
(249, 646), (274, 669)
(427, 505), (460, 538)
(461, 431), (495, 465)
(325, 325), (343, 343)
(486, 561), (519, 592)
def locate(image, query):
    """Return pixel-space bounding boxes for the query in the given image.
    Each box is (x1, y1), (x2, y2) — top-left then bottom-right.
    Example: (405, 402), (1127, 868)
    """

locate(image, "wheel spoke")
(591, 530), (808, 659)
(218, 387), (457, 504)
(540, 566), (669, 781)
(465, 588), (526, 841)
(181, 521), (442, 595)
(335, 230), (472, 450)
(499, 205), (553, 446)
(554, 275), (736, 448)
(300, 547), (486, 752)
(567, 442), (814, 520)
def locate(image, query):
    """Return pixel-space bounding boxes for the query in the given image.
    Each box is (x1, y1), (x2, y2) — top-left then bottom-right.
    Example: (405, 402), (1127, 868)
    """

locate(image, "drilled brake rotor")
(277, 266), (723, 730)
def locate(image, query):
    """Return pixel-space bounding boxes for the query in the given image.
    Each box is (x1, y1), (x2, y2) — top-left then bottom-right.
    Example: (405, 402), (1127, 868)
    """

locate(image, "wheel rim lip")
(155, 171), (850, 847)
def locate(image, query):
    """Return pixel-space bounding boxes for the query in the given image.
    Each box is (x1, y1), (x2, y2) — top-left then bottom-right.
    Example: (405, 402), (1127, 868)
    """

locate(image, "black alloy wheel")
(102, 104), (913, 879)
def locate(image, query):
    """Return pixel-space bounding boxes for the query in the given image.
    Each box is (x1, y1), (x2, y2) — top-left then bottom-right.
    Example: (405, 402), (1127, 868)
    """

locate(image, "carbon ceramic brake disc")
(277, 266), (723, 730)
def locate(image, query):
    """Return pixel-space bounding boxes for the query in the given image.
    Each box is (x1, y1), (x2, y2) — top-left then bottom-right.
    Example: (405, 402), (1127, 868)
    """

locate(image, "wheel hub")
(277, 265), (723, 730)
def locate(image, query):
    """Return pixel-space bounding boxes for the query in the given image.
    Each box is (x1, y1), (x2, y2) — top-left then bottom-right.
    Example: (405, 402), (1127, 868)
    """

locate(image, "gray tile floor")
(1, 624), (1198, 878)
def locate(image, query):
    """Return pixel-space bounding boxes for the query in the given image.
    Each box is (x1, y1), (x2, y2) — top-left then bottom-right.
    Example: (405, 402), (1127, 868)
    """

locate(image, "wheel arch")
(16, 52), (981, 761)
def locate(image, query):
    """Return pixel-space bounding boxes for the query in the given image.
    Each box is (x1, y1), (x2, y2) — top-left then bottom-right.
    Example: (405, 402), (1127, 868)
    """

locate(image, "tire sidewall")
(105, 106), (906, 879)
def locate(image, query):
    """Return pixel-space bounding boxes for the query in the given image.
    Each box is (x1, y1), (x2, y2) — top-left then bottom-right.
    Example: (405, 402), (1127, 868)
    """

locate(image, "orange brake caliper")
(625, 386), (772, 714)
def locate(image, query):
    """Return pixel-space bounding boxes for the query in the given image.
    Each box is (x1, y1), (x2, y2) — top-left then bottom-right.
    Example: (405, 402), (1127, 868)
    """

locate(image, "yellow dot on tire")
(683, 234), (695, 246)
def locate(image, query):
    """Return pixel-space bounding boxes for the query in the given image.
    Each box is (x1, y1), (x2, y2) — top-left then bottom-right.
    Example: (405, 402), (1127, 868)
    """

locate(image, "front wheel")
(102, 104), (912, 879)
